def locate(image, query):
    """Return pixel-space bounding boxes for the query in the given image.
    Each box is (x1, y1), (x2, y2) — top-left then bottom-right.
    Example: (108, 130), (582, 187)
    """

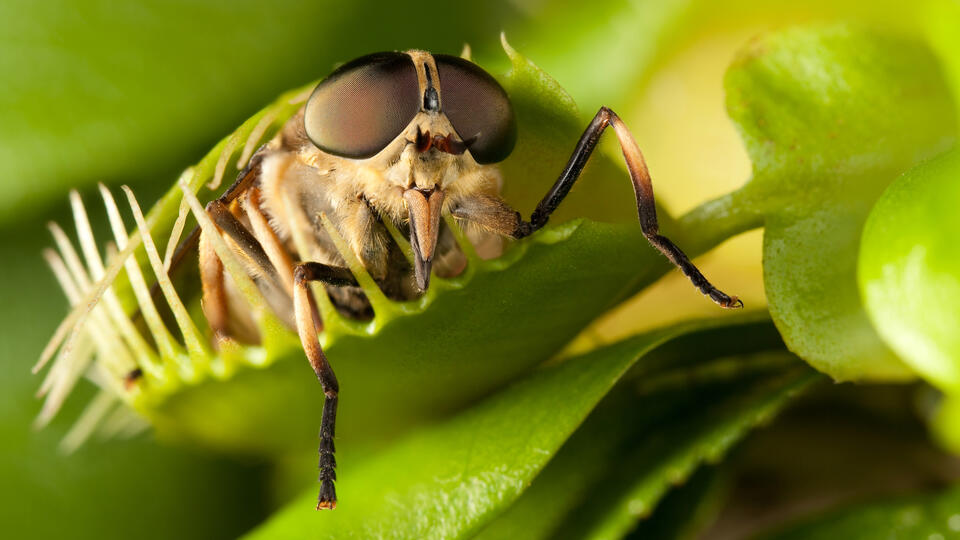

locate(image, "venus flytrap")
(34, 85), (310, 438)
(32, 23), (960, 537)
(35, 41), (752, 456)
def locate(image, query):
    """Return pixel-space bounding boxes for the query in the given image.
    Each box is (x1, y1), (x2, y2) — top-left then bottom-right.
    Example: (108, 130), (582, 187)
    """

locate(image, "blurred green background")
(1, 1), (955, 538)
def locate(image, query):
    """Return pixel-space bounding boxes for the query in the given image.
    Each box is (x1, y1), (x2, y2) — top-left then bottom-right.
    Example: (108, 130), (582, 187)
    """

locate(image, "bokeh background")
(1, 1), (956, 538)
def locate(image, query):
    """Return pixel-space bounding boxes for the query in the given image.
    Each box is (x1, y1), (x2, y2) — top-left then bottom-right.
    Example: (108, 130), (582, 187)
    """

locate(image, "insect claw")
(123, 368), (143, 390)
(316, 481), (337, 510)
(723, 296), (744, 309)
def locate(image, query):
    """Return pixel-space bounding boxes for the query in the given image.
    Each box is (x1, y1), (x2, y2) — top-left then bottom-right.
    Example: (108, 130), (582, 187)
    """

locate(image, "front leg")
(455, 106), (741, 309)
(293, 261), (358, 510)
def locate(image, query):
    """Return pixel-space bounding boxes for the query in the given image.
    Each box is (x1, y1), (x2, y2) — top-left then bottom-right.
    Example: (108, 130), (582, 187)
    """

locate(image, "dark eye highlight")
(304, 52), (420, 159)
(435, 55), (516, 164)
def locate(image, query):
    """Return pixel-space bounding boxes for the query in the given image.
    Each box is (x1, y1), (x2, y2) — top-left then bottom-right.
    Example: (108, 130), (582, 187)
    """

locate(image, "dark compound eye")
(305, 52), (420, 159)
(435, 54), (516, 164)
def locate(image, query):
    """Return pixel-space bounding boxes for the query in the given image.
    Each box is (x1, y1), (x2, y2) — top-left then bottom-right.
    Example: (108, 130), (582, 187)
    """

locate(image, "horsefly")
(36, 42), (741, 510)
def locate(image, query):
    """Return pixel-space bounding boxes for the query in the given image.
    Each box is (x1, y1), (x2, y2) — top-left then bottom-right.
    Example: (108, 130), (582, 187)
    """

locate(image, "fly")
(44, 48), (742, 510)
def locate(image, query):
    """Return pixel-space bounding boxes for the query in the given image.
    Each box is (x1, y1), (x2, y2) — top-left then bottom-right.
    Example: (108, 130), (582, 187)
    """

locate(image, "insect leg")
(205, 199), (287, 294)
(144, 147), (264, 335)
(241, 188), (296, 293)
(292, 261), (359, 510)
(202, 197), (305, 332)
(151, 148), (270, 311)
(198, 230), (230, 338)
(515, 106), (741, 309)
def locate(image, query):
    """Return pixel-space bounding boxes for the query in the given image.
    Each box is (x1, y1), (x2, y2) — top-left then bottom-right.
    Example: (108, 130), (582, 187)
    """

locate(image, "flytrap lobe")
(34, 79), (493, 452)
(35, 84), (315, 449)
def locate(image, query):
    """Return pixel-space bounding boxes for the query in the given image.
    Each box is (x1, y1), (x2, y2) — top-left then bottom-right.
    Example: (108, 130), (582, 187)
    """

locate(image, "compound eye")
(305, 52), (420, 159)
(435, 55), (516, 164)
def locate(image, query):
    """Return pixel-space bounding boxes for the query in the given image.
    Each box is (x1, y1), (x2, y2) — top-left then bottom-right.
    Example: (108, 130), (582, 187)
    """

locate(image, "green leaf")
(723, 24), (957, 381)
(476, 324), (813, 540)
(766, 484), (960, 540)
(624, 466), (726, 540)
(859, 148), (960, 393)
(857, 148), (960, 454)
(246, 318), (811, 539)
(555, 361), (814, 540)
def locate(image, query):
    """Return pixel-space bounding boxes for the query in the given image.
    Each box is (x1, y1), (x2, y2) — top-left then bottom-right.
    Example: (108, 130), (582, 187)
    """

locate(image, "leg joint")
(512, 217), (535, 239)
(294, 263), (309, 286)
(316, 364), (339, 395)
(295, 262), (359, 288)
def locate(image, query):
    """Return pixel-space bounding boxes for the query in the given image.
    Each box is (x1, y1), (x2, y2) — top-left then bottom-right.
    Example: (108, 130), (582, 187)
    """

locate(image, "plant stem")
(677, 187), (765, 258)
